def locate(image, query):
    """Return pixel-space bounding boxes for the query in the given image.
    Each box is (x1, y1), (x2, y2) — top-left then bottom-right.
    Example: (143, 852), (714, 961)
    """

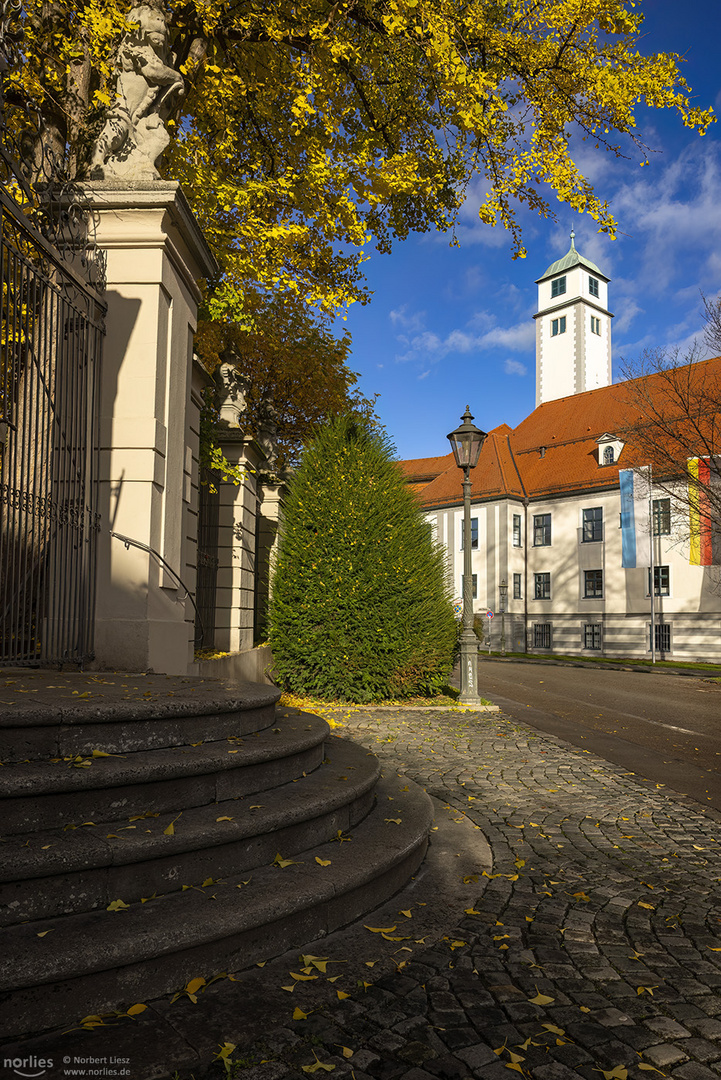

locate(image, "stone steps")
(0, 681), (280, 725)
(0, 708), (326, 832)
(0, 771), (432, 1039)
(0, 703), (278, 760)
(0, 678), (433, 1042)
(0, 735), (380, 924)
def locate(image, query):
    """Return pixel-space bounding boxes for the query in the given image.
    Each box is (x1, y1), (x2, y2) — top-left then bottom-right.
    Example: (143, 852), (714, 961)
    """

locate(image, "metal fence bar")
(0, 187), (105, 665)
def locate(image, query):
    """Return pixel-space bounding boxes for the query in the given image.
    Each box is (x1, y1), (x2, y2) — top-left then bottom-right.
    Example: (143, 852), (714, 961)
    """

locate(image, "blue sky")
(340, 0), (721, 462)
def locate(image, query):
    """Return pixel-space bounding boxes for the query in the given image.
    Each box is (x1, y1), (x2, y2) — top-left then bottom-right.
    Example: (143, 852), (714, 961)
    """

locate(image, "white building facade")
(424, 484), (719, 661)
(401, 239), (721, 663)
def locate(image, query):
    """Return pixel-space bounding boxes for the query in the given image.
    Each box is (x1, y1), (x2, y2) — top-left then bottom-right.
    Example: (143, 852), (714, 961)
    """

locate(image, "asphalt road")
(476, 657), (721, 813)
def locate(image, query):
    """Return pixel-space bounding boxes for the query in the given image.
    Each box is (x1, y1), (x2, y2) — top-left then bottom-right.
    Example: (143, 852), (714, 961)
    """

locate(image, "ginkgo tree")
(196, 293), (379, 470)
(7, 0), (714, 324)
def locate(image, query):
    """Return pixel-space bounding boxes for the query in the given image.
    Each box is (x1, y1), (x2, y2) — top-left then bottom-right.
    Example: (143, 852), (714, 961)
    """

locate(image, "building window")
(582, 506), (603, 542)
(513, 573), (522, 599)
(513, 513), (522, 547)
(584, 569), (603, 598)
(462, 574), (478, 600)
(653, 498), (671, 536)
(533, 513), (551, 546)
(584, 623), (602, 650)
(603, 445), (615, 465)
(461, 517), (478, 550)
(534, 572), (551, 600)
(589, 276), (599, 298)
(591, 316), (601, 335)
(551, 316), (567, 337)
(648, 565), (670, 596)
(551, 276), (566, 298)
(651, 623), (671, 652)
(534, 623), (552, 648)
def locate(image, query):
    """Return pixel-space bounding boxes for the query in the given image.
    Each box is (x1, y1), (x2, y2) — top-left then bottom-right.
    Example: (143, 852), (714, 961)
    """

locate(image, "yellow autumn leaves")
(13, 0), (715, 337)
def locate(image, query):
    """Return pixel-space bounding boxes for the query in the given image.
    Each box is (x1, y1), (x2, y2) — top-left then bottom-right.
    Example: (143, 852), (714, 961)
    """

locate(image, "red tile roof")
(402, 357), (721, 509)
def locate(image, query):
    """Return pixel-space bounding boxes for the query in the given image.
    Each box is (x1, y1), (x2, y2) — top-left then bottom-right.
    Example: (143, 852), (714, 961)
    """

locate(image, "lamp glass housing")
(447, 407), (487, 470)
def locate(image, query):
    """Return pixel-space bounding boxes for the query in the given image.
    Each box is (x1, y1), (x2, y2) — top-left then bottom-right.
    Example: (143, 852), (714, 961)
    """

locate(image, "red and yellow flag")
(689, 457), (721, 565)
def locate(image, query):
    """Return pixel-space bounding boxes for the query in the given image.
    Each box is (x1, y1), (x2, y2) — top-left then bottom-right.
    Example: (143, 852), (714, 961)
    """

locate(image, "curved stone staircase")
(0, 681), (432, 1041)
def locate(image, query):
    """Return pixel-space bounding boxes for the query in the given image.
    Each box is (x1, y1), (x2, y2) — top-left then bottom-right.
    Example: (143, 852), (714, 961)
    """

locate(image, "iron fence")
(0, 186), (105, 664)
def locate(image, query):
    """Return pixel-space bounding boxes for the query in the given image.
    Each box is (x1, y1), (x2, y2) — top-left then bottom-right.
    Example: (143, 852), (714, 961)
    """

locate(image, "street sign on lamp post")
(447, 407), (487, 704)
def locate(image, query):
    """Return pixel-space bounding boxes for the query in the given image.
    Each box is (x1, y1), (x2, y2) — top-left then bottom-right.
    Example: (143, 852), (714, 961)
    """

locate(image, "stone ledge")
(0, 672), (280, 726)
(196, 645), (274, 685)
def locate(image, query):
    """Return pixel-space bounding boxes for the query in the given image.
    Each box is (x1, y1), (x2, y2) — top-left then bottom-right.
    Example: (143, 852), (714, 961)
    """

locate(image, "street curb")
(356, 704), (501, 712)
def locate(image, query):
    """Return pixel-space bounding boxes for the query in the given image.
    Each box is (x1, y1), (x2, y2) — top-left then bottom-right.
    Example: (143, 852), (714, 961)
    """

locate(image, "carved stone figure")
(89, 0), (184, 181)
(257, 394), (279, 470)
(215, 359), (249, 429)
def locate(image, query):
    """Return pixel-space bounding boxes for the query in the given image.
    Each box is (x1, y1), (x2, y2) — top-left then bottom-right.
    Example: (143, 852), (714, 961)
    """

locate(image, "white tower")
(534, 232), (613, 406)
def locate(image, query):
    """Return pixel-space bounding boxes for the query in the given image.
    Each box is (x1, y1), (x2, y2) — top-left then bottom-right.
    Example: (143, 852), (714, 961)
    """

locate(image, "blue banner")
(619, 469), (636, 568)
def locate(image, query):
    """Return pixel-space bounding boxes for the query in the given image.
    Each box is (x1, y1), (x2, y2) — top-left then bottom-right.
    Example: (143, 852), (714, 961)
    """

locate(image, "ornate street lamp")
(499, 579), (508, 656)
(447, 407), (487, 704)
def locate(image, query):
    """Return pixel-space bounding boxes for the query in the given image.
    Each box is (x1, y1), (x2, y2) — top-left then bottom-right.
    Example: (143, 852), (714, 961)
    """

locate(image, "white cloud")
(445, 329), (476, 353)
(477, 322), (535, 351)
(391, 281), (538, 369)
(613, 142), (721, 290)
(453, 219), (513, 248)
(504, 358), (527, 377)
(467, 310), (496, 332)
(706, 250), (721, 284)
(442, 263), (489, 301)
(613, 297), (644, 335)
(389, 305), (426, 333)
(394, 316), (534, 367)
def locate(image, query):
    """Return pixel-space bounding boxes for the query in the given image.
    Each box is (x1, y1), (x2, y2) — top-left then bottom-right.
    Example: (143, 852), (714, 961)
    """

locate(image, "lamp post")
(447, 407), (487, 704)
(499, 579), (507, 656)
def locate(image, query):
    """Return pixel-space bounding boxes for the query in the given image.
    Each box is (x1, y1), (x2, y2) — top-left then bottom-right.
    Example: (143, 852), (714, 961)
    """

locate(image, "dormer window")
(551, 276), (566, 298)
(589, 276), (599, 298)
(596, 433), (623, 466)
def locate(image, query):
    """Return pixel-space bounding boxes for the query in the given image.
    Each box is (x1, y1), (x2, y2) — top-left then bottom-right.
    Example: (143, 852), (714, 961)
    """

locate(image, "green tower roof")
(536, 231), (609, 284)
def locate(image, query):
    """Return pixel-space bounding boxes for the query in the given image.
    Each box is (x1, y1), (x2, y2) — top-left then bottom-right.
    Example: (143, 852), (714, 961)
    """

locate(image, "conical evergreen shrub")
(269, 416), (458, 702)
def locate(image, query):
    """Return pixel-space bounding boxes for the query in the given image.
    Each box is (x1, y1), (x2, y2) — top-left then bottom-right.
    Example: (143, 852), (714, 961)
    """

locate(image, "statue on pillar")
(215, 354), (249, 430)
(89, 0), (184, 181)
(257, 393), (279, 471)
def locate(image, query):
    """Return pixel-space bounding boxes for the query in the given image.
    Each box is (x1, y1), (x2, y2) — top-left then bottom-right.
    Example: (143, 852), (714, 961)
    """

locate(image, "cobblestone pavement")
(213, 707), (721, 1080)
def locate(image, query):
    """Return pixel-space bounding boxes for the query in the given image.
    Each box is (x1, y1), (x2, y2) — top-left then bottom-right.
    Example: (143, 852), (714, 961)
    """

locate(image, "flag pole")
(649, 463), (655, 664)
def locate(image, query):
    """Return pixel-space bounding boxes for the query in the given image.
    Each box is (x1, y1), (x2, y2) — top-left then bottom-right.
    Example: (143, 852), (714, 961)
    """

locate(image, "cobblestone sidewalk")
(216, 707), (721, 1080)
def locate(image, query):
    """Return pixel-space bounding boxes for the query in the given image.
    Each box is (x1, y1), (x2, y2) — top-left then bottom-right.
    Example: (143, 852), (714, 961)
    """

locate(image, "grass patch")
(486, 650), (721, 673)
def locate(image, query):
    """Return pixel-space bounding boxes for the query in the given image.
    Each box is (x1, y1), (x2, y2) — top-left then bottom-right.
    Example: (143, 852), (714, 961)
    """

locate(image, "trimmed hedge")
(269, 416), (458, 702)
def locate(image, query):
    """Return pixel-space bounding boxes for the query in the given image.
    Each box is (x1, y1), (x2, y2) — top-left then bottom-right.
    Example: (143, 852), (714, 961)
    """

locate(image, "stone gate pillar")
(255, 476), (285, 642)
(86, 181), (217, 674)
(212, 430), (267, 654)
